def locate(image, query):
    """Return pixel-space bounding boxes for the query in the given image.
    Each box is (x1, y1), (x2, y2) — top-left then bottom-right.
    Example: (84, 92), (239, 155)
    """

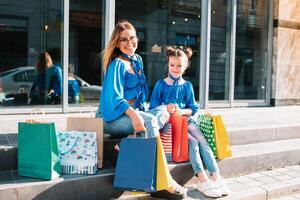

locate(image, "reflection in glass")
(235, 0), (268, 100)
(69, 0), (103, 105)
(116, 0), (201, 100)
(209, 0), (231, 101)
(0, 0), (63, 107)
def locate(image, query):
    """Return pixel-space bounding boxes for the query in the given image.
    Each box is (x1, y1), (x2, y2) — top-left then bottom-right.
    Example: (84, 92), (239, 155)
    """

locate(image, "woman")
(96, 20), (187, 200)
(30, 51), (62, 105)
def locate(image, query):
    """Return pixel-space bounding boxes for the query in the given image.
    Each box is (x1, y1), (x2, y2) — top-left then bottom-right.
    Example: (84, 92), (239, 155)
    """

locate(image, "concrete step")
(0, 134), (17, 171)
(1, 139), (300, 200)
(229, 125), (300, 145)
(0, 133), (122, 171)
(1, 123), (299, 171)
(2, 164), (299, 200)
(219, 138), (300, 177)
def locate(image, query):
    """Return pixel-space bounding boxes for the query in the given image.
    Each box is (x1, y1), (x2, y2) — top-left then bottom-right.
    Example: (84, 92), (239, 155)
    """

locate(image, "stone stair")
(0, 106), (300, 199)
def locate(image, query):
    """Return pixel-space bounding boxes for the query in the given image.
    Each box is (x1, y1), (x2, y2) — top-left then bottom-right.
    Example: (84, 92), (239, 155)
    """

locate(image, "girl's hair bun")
(184, 47), (193, 59)
(166, 46), (175, 57)
(165, 46), (193, 61)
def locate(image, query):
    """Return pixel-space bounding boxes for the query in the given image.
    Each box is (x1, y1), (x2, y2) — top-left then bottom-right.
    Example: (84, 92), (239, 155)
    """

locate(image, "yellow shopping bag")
(156, 136), (172, 191)
(212, 115), (232, 159)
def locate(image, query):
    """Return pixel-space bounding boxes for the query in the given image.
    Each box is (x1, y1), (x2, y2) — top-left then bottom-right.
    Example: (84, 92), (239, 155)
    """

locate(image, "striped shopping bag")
(159, 124), (172, 162)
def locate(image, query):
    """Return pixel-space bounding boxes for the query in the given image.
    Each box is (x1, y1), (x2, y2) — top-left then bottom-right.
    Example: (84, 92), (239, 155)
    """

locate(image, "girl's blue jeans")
(188, 119), (220, 175)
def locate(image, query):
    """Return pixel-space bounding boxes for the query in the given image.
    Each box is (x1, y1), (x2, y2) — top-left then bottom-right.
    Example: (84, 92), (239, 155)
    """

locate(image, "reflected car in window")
(0, 66), (35, 95)
(0, 66), (101, 102)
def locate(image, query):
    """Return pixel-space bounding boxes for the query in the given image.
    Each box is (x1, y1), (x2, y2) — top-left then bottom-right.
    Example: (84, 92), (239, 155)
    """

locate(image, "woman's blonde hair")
(102, 20), (136, 71)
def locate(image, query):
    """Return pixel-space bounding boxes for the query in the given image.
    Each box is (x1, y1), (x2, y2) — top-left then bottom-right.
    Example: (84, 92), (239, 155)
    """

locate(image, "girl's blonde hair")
(102, 20), (136, 71)
(166, 46), (193, 67)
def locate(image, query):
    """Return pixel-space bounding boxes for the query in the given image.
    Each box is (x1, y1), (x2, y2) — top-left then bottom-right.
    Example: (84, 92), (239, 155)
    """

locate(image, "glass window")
(115, 0), (201, 100)
(69, 0), (103, 105)
(0, 0), (64, 107)
(209, 0), (232, 101)
(234, 0), (268, 100)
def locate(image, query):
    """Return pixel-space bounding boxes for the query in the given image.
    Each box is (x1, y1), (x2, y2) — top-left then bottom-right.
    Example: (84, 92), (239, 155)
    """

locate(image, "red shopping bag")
(169, 115), (189, 162)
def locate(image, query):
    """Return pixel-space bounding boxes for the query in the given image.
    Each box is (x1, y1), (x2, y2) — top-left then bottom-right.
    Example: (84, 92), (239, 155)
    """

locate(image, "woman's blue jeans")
(188, 121), (220, 175)
(95, 106), (170, 138)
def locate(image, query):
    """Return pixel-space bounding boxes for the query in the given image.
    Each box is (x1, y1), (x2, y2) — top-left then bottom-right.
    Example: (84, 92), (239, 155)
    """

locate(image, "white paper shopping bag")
(57, 130), (98, 174)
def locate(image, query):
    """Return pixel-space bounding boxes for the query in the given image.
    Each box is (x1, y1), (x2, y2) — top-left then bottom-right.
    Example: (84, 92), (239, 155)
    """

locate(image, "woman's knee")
(148, 106), (170, 128)
(103, 115), (135, 135)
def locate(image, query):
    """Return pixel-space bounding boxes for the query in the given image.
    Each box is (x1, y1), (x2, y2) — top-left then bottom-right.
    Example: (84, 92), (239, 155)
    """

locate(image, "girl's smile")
(168, 56), (188, 78)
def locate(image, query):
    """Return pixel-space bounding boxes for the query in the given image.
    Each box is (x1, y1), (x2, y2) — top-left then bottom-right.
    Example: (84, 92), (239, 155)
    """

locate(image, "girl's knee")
(189, 139), (198, 148)
(144, 114), (159, 129)
(160, 106), (170, 120)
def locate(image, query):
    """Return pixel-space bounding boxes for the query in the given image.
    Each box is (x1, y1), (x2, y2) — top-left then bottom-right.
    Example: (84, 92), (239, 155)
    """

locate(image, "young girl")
(68, 64), (80, 104)
(149, 46), (230, 198)
(96, 21), (186, 200)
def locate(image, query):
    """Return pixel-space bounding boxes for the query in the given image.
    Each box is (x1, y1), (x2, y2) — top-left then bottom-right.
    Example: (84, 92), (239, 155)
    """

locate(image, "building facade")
(0, 0), (299, 114)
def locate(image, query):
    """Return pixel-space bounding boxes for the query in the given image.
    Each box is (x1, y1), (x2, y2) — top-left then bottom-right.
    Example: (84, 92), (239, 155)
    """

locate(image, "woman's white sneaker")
(196, 181), (222, 198)
(214, 178), (231, 196)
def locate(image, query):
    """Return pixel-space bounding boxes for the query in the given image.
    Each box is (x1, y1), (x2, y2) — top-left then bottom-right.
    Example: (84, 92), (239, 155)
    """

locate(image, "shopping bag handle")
(60, 136), (80, 155)
(132, 130), (148, 138)
(204, 106), (214, 117)
(28, 109), (45, 123)
(79, 105), (95, 117)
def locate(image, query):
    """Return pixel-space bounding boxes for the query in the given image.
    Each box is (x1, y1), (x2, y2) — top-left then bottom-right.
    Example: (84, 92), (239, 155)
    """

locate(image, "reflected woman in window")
(30, 51), (62, 104)
(96, 20), (187, 200)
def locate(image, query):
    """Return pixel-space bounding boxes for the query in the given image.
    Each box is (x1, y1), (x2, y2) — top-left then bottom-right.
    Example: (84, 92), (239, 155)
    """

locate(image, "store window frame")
(0, 0), (272, 114)
(0, 0), (107, 114)
(203, 0), (273, 108)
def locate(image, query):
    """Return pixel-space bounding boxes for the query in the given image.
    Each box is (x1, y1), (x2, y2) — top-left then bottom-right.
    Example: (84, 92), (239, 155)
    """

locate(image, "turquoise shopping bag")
(18, 122), (61, 180)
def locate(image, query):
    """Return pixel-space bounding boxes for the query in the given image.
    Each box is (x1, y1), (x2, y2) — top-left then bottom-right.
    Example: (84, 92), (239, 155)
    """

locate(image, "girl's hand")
(173, 107), (182, 116)
(167, 104), (177, 114)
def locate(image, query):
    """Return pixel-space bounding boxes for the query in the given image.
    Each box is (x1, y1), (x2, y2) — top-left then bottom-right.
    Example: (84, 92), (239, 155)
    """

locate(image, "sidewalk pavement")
(272, 193), (300, 200)
(120, 164), (300, 200)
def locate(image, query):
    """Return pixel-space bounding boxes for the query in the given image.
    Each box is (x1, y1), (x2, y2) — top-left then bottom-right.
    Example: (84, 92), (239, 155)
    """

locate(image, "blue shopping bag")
(113, 137), (157, 192)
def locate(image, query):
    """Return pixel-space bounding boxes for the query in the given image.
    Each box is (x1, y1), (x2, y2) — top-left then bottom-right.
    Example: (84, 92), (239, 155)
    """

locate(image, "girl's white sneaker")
(196, 180), (222, 198)
(214, 178), (231, 196)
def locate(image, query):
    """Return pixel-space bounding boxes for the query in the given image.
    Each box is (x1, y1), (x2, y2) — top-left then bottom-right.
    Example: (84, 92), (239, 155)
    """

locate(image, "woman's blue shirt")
(100, 56), (148, 122)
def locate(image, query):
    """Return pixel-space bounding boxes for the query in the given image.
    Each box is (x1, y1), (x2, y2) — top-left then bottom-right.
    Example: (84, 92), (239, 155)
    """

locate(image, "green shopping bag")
(18, 122), (61, 180)
(197, 114), (217, 158)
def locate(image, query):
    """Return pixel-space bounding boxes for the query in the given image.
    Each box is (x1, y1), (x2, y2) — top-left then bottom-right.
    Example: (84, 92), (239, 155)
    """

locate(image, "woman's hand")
(131, 112), (146, 132)
(125, 107), (146, 132)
